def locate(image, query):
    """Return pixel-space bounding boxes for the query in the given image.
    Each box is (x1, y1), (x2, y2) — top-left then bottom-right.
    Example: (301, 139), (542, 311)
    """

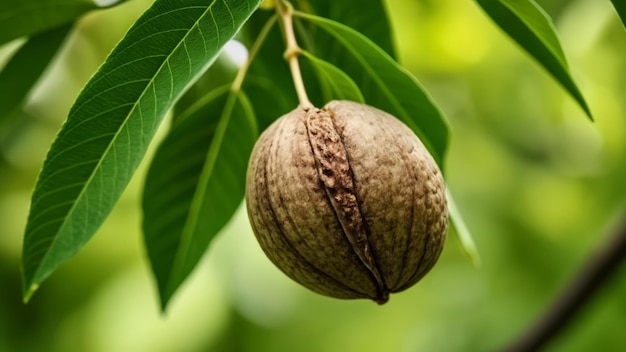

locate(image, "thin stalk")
(275, 0), (313, 109)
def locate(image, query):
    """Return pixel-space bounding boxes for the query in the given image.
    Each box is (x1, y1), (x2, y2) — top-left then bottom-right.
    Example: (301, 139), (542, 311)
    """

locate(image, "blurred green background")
(1, 0), (625, 351)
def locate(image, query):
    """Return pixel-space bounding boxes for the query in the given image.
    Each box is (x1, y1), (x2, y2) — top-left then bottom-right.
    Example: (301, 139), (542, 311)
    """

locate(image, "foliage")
(0, 0), (625, 350)
(18, 0), (262, 304)
(0, 1), (625, 350)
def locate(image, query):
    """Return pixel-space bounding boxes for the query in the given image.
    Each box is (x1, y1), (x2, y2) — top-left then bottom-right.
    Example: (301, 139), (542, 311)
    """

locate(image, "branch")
(501, 214), (626, 352)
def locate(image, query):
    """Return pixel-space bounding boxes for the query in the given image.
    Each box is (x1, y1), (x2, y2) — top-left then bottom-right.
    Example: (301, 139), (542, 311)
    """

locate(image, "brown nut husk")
(245, 100), (448, 304)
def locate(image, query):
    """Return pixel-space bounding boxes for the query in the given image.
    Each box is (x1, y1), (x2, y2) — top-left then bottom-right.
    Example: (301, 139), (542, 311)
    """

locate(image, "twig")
(501, 214), (626, 352)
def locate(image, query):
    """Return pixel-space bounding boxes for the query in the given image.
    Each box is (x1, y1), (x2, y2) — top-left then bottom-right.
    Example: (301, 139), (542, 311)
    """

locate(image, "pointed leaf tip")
(447, 188), (481, 267)
(23, 283), (39, 303)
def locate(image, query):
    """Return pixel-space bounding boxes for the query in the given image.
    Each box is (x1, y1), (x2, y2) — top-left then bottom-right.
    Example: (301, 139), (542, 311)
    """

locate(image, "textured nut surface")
(245, 100), (448, 303)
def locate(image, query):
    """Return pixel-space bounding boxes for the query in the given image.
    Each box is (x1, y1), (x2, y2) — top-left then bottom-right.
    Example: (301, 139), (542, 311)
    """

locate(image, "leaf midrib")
(163, 91), (240, 298)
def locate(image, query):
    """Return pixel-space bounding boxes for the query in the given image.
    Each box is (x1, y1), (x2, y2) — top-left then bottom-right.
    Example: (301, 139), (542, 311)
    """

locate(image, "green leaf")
(475, 0), (592, 119)
(295, 12), (449, 169)
(21, 0), (261, 301)
(0, 0), (125, 45)
(447, 188), (480, 267)
(143, 86), (256, 309)
(299, 0), (396, 58)
(300, 51), (364, 103)
(0, 24), (72, 131)
(611, 0), (626, 28)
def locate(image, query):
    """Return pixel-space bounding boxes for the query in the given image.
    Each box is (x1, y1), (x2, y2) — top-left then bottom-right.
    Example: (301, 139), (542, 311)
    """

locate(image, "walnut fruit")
(245, 101), (448, 304)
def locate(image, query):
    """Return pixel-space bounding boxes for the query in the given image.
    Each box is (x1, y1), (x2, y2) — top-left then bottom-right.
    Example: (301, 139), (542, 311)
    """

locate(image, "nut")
(245, 100), (448, 304)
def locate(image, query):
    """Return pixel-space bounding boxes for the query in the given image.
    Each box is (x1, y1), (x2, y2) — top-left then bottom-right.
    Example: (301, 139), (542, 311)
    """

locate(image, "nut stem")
(276, 0), (313, 109)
